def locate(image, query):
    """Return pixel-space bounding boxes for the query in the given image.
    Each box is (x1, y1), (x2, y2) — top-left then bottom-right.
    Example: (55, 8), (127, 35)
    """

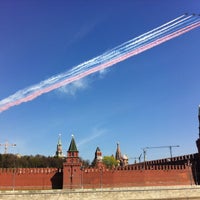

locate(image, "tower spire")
(55, 133), (63, 157)
(198, 105), (200, 138)
(63, 134), (81, 189)
(196, 106), (200, 153)
(68, 134), (78, 152)
(92, 147), (103, 167)
(115, 142), (122, 161)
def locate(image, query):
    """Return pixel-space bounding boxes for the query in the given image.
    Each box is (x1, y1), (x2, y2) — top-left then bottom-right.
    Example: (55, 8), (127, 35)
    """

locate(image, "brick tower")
(55, 134), (63, 158)
(196, 105), (200, 153)
(92, 147), (103, 167)
(115, 142), (122, 166)
(63, 135), (81, 189)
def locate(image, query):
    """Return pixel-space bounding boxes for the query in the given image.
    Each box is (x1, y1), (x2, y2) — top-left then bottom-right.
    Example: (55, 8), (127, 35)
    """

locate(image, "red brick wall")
(81, 165), (194, 188)
(0, 168), (62, 190)
(63, 164), (82, 189)
(0, 164), (195, 190)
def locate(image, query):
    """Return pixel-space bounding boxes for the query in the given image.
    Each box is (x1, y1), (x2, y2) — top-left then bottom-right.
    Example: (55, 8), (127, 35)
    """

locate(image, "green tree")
(0, 154), (90, 168)
(102, 156), (118, 168)
(79, 157), (90, 167)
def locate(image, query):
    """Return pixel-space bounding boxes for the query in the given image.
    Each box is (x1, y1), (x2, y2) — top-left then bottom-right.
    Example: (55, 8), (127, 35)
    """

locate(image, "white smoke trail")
(0, 15), (199, 113)
(77, 127), (107, 147)
(119, 15), (194, 55)
(49, 14), (193, 83)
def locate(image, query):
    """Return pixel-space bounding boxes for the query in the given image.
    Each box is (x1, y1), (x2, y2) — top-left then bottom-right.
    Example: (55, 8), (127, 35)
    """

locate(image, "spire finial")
(58, 133), (62, 145)
(68, 134), (78, 152)
(198, 105), (200, 137)
(55, 133), (63, 157)
(115, 141), (122, 161)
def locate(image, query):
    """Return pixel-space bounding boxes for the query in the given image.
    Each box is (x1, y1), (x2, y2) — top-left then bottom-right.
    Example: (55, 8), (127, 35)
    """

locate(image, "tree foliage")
(79, 157), (90, 168)
(0, 154), (91, 168)
(0, 154), (64, 168)
(102, 156), (118, 168)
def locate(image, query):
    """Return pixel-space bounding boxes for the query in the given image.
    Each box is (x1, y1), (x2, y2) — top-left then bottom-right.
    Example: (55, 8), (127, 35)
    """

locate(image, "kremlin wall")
(0, 107), (200, 190)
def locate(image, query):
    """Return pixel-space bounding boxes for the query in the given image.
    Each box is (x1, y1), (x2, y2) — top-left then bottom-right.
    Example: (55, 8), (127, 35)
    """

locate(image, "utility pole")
(0, 141), (17, 154)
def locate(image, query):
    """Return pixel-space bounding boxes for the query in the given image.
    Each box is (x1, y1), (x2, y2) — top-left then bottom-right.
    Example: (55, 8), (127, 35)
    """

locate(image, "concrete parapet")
(1, 185), (200, 200)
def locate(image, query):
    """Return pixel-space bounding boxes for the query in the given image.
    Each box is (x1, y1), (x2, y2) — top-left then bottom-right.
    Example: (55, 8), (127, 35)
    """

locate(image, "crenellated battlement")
(118, 164), (188, 170)
(0, 167), (63, 190)
(0, 168), (62, 174)
(78, 162), (194, 189)
(82, 163), (189, 173)
(142, 153), (197, 166)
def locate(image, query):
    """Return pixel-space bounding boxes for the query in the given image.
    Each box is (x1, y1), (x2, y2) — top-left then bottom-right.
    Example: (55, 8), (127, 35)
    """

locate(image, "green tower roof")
(68, 135), (78, 152)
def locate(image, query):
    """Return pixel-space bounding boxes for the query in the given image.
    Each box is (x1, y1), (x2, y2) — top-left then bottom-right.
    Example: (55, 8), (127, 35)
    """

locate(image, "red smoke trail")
(0, 21), (200, 113)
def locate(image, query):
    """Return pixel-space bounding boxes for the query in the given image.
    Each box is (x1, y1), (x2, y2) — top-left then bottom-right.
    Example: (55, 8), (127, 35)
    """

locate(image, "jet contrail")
(0, 14), (200, 113)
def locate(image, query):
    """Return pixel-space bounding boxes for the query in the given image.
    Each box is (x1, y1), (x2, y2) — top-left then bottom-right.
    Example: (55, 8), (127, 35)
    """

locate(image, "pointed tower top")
(115, 142), (122, 161)
(196, 105), (200, 153)
(198, 105), (200, 137)
(58, 133), (62, 145)
(117, 142), (120, 152)
(198, 105), (200, 115)
(96, 146), (101, 152)
(55, 134), (63, 157)
(68, 135), (78, 152)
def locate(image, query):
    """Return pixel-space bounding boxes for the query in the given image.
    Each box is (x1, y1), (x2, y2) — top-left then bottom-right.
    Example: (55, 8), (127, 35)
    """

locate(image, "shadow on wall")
(51, 171), (63, 189)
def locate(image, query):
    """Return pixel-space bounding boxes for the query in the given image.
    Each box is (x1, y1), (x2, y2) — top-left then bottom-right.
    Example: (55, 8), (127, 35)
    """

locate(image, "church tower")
(63, 135), (81, 189)
(199, 105), (200, 138)
(196, 106), (200, 153)
(115, 142), (122, 161)
(55, 134), (63, 158)
(92, 147), (103, 167)
(115, 142), (128, 166)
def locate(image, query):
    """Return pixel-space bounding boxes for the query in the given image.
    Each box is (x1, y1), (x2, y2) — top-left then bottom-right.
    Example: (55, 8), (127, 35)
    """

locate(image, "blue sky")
(0, 0), (200, 163)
